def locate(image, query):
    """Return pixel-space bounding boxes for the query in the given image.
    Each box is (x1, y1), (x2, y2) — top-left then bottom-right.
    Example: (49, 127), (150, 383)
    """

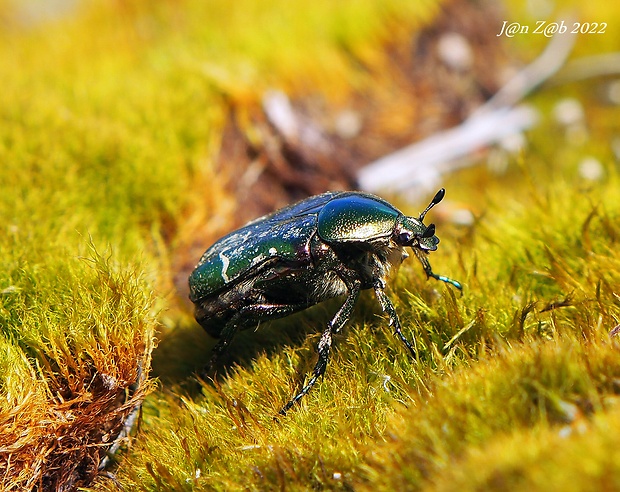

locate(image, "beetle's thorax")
(364, 241), (409, 294)
(383, 241), (409, 277)
(350, 240), (408, 290)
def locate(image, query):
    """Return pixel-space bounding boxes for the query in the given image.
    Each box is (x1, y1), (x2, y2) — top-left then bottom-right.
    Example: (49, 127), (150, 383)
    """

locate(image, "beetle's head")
(394, 217), (438, 251)
(393, 188), (462, 291)
(394, 188), (445, 252)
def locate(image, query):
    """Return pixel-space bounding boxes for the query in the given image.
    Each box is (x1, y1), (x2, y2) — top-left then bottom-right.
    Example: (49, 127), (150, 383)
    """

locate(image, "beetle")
(189, 188), (461, 414)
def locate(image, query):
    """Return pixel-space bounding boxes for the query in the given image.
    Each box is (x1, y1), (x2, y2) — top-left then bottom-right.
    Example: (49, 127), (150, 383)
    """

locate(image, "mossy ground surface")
(1, 0), (619, 490)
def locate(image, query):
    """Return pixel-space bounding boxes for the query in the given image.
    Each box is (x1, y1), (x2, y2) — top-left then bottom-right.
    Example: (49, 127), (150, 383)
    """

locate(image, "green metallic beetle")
(189, 188), (461, 414)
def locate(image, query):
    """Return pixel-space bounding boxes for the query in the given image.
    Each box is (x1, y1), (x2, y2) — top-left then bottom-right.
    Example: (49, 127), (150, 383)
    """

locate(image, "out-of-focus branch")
(357, 105), (538, 194)
(358, 29), (578, 195)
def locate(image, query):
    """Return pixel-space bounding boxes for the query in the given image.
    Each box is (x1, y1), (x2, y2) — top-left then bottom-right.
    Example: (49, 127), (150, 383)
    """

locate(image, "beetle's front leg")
(280, 283), (361, 415)
(374, 283), (417, 358)
(415, 249), (462, 291)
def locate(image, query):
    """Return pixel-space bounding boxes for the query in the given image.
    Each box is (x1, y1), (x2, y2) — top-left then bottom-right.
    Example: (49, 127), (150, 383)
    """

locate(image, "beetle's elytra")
(189, 189), (461, 414)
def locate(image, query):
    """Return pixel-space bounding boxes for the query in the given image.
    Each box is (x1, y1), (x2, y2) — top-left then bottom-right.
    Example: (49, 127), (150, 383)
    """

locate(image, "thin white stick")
(358, 29), (578, 195)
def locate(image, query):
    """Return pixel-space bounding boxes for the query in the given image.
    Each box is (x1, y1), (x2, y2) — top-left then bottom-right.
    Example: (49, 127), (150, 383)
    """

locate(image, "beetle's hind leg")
(280, 284), (360, 415)
(202, 303), (309, 379)
(200, 313), (243, 379)
(374, 283), (417, 359)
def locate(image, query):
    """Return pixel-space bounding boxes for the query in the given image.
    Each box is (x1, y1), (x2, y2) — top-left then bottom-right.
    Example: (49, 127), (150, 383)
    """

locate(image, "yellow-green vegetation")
(1, 0), (620, 490)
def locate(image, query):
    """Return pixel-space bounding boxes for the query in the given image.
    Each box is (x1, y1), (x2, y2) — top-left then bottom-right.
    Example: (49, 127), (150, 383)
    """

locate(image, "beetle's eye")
(398, 232), (412, 244)
(422, 224), (436, 238)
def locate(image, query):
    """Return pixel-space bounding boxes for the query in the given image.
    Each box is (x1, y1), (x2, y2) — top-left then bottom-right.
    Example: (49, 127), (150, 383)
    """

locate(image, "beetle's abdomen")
(189, 215), (317, 302)
(193, 264), (347, 337)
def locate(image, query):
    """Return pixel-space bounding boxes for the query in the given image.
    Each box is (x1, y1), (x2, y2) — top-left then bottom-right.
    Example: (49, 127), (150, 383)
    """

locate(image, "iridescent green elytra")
(189, 189), (461, 414)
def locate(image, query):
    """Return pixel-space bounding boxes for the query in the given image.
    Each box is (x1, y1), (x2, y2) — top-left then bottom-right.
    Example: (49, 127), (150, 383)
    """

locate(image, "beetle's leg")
(373, 283), (417, 359)
(415, 250), (462, 291)
(202, 312), (244, 377)
(203, 303), (308, 377)
(332, 282), (361, 333)
(280, 285), (361, 415)
(279, 325), (332, 415)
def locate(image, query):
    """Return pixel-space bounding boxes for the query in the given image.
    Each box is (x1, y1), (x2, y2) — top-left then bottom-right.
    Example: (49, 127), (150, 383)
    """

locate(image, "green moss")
(107, 158), (620, 490)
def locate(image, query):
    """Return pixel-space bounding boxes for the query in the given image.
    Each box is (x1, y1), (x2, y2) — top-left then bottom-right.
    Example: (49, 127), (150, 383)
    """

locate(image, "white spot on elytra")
(219, 252), (230, 282)
(269, 247), (277, 255)
(251, 254), (266, 266)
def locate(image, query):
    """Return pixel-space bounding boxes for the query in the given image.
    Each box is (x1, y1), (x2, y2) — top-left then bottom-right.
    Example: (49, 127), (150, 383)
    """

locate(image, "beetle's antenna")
(419, 188), (445, 222)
